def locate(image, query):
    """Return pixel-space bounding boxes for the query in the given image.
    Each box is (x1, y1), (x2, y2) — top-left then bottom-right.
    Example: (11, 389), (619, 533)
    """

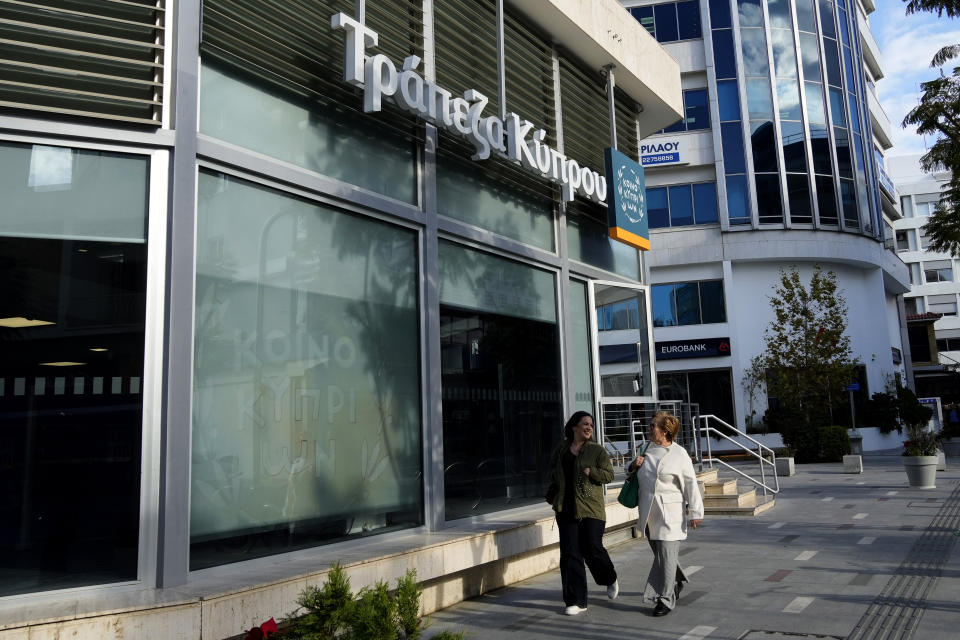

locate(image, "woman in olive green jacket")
(546, 411), (618, 615)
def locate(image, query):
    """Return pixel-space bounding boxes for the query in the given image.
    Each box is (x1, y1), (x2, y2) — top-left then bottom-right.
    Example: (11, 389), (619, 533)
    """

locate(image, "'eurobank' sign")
(604, 147), (649, 251)
(640, 138), (687, 167)
(331, 13), (605, 204)
(655, 337), (731, 360)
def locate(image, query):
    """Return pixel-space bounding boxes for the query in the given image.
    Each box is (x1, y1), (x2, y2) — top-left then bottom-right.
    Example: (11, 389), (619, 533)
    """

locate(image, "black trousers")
(556, 513), (617, 607)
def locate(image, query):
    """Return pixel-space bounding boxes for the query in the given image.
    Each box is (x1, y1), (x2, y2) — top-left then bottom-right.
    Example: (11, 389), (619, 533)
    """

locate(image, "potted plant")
(902, 424), (940, 489)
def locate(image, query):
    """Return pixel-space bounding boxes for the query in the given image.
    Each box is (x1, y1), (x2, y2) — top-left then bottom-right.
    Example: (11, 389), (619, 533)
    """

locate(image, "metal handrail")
(697, 414), (780, 497)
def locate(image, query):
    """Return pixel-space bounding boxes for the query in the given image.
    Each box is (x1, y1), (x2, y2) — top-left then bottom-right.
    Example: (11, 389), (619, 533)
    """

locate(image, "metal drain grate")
(846, 482), (960, 640)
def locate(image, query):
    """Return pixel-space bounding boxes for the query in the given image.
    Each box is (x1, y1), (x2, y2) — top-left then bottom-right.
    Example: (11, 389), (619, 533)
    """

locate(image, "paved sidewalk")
(425, 453), (960, 640)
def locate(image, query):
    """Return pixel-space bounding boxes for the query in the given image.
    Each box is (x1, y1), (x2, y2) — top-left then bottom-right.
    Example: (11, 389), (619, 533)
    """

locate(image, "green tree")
(746, 266), (858, 461)
(902, 0), (960, 255)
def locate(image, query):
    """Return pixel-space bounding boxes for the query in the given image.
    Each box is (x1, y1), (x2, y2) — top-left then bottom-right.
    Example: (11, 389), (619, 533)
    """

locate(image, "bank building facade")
(0, 0), (690, 637)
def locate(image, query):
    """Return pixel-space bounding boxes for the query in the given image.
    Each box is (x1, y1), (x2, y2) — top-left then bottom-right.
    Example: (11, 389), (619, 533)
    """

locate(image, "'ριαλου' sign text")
(640, 139), (685, 166)
(331, 12), (605, 203)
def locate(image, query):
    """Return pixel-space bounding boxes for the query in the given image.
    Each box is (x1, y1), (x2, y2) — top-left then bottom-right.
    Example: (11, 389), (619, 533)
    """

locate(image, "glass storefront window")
(438, 242), (562, 520)
(191, 171), (422, 569)
(0, 141), (148, 596)
(199, 63), (416, 205)
(567, 214), (641, 280)
(570, 280), (595, 413)
(437, 154), (555, 252)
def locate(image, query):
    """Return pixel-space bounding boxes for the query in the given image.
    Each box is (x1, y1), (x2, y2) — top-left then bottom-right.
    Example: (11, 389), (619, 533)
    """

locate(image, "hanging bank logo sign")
(604, 147), (649, 250)
(331, 13), (605, 204)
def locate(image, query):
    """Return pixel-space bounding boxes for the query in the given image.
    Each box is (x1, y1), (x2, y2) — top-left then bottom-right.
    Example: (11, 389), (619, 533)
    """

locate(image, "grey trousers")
(643, 532), (689, 610)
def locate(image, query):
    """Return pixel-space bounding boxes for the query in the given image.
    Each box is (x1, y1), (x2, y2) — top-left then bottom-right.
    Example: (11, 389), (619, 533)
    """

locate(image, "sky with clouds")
(870, 2), (960, 158)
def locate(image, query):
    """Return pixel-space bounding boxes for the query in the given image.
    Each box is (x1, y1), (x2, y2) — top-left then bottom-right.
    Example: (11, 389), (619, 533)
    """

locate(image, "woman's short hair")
(653, 411), (680, 442)
(564, 411), (594, 441)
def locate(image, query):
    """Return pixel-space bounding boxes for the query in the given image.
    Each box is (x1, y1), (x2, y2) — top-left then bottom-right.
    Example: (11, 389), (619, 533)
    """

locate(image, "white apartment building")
(889, 154), (960, 402)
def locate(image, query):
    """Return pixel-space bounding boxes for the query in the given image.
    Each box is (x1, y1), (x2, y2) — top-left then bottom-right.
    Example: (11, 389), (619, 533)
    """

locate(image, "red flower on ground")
(244, 618), (280, 639)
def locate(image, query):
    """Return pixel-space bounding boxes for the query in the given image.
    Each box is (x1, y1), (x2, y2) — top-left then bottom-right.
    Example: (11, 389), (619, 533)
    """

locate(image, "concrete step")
(703, 487), (757, 509)
(704, 494), (777, 516)
(703, 478), (738, 495)
(696, 468), (719, 483)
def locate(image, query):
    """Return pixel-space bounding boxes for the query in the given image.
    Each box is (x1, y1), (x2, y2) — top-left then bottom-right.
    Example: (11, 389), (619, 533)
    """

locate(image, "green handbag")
(617, 472), (639, 508)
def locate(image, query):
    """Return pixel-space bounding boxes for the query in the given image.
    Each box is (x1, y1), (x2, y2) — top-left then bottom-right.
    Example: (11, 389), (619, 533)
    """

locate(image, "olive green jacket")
(546, 440), (614, 521)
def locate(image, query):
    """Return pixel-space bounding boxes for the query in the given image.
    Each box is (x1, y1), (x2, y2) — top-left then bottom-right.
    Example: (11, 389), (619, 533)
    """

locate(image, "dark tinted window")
(751, 120), (778, 172)
(685, 89), (710, 130)
(834, 127), (852, 178)
(755, 174), (783, 223)
(648, 187), (669, 228)
(829, 87), (846, 127)
(843, 46), (856, 91)
(676, 282), (701, 325)
(824, 39), (842, 87)
(713, 29), (737, 79)
(718, 80), (740, 120)
(677, 1), (702, 39)
(816, 175), (839, 224)
(651, 284), (676, 327)
(787, 174), (813, 223)
(661, 118), (685, 134)
(669, 185), (695, 226)
(699, 280), (727, 322)
(693, 182), (719, 223)
(631, 6), (655, 36)
(721, 121), (746, 173)
(810, 124), (832, 174)
(819, 0), (836, 38)
(726, 175), (751, 224)
(840, 178), (858, 226)
(781, 120), (806, 172)
(838, 6), (850, 45)
(848, 92), (860, 131)
(709, 0), (732, 28)
(655, 3), (679, 42)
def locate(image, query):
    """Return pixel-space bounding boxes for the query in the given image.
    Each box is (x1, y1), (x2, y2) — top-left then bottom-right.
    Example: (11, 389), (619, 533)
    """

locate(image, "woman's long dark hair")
(564, 411), (595, 441)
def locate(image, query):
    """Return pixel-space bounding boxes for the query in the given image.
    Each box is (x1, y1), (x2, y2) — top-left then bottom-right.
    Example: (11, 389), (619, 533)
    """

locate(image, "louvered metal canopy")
(506, 0), (682, 137)
(0, 0), (165, 125)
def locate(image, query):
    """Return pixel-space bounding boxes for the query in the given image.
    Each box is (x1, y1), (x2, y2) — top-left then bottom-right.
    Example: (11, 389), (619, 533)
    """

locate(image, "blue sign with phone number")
(641, 153), (679, 165)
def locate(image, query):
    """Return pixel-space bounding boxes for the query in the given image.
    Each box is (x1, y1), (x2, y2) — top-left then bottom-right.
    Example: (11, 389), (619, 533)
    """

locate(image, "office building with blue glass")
(620, 0), (910, 430)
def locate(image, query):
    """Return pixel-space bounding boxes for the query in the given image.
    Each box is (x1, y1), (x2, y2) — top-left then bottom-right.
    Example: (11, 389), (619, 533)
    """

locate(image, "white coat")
(634, 442), (704, 541)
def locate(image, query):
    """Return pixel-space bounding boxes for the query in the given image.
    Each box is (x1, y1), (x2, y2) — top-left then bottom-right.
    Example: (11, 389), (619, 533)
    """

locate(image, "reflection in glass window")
(924, 261), (954, 283)
(834, 128), (852, 178)
(781, 121), (807, 172)
(676, 1), (703, 40)
(669, 185), (694, 226)
(727, 175), (751, 225)
(796, 0), (817, 31)
(721, 122), (747, 173)
(810, 125), (833, 174)
(713, 29), (737, 79)
(0, 142), (148, 596)
(631, 6), (655, 36)
(824, 39), (842, 87)
(771, 30), (798, 78)
(693, 183), (719, 223)
(777, 80), (803, 121)
(200, 63), (415, 204)
(751, 121), (778, 173)
(648, 187), (669, 229)
(768, 0), (792, 28)
(746, 79), (773, 120)
(676, 283), (701, 325)
(800, 33), (822, 81)
(756, 174), (784, 224)
(191, 171), (422, 568)
(654, 3), (679, 42)
(709, 0), (732, 28)
(738, 0), (764, 27)
(660, 89), (710, 133)
(569, 280), (594, 413)
(840, 178), (858, 228)
(718, 80), (741, 121)
(829, 87), (846, 127)
(651, 285), (677, 327)
(648, 182), (719, 229)
(658, 370), (735, 427)
(741, 28), (770, 77)
(651, 280), (727, 327)
(819, 0), (837, 39)
(806, 83), (826, 124)
(787, 174), (814, 224)
(817, 175), (840, 225)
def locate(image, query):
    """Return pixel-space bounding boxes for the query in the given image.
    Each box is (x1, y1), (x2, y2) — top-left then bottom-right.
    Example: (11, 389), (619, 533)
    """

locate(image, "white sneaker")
(607, 579), (619, 600)
(564, 605), (587, 615)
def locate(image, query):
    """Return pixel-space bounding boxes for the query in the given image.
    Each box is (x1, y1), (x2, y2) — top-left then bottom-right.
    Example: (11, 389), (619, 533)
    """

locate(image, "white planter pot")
(903, 456), (938, 489)
(775, 457), (795, 477)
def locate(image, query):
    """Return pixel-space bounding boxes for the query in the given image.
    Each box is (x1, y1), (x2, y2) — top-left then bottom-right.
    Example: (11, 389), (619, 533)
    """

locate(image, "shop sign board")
(655, 337), (730, 360)
(639, 138), (686, 166)
(604, 147), (649, 251)
(331, 13), (605, 204)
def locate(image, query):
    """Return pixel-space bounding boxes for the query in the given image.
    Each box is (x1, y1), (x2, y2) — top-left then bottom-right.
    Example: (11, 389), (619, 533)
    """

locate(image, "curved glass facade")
(705, 0), (880, 234)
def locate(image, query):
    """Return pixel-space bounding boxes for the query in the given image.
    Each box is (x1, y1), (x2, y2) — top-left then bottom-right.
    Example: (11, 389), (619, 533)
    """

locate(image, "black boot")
(674, 580), (684, 601)
(653, 601), (670, 617)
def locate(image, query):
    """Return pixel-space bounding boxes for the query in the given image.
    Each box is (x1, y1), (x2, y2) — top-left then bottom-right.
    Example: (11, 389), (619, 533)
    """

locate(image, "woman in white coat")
(627, 411), (704, 617)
